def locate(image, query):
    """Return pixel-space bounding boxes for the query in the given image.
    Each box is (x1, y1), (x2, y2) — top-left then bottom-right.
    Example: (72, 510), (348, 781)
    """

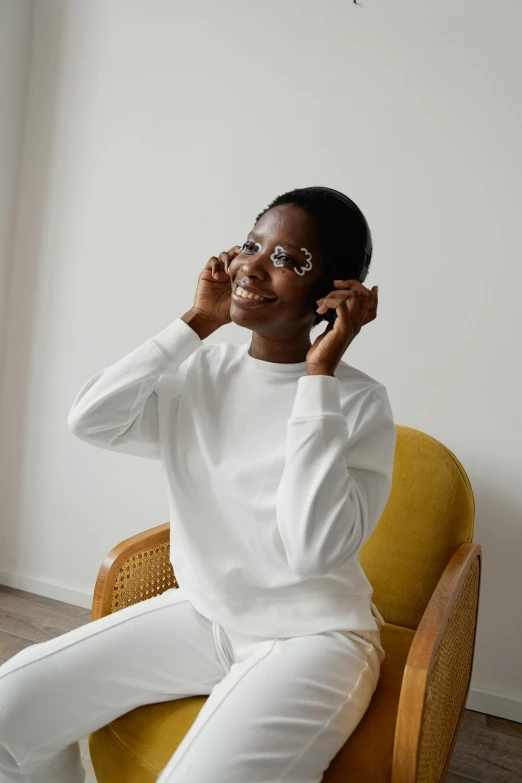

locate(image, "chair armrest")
(391, 542), (482, 783)
(91, 522), (175, 621)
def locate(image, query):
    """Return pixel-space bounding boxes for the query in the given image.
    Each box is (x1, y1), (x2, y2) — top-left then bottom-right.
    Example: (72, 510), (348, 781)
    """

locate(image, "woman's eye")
(241, 243), (296, 267)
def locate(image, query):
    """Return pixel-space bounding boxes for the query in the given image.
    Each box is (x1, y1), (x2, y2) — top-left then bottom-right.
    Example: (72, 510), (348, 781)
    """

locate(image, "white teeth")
(236, 286), (265, 301)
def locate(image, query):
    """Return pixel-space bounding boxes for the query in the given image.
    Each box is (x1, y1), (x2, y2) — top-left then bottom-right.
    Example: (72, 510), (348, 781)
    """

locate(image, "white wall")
(1, 0), (521, 720)
(0, 0), (33, 377)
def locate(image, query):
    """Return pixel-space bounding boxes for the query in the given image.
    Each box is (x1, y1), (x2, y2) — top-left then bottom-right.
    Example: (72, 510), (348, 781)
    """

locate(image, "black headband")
(299, 186), (372, 282)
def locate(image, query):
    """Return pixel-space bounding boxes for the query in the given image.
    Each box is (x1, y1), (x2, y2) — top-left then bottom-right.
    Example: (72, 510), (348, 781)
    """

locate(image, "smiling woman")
(1, 185), (395, 783)
(218, 186), (378, 368)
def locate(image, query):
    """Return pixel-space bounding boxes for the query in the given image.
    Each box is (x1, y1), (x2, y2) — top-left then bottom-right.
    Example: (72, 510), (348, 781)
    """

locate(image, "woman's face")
(227, 204), (327, 335)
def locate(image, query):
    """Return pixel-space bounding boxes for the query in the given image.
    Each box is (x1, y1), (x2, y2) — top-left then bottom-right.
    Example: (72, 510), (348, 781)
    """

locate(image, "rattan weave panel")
(111, 543), (177, 613)
(417, 556), (480, 783)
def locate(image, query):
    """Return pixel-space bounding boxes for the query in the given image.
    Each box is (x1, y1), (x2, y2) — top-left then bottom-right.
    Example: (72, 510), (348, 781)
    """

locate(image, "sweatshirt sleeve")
(275, 375), (396, 578)
(68, 318), (203, 460)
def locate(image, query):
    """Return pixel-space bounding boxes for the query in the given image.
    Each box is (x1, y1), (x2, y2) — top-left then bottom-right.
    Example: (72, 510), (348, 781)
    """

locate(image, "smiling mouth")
(232, 285), (276, 305)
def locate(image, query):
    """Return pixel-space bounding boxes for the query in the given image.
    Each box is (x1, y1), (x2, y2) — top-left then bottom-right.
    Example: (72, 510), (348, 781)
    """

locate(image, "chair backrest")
(360, 424), (475, 630)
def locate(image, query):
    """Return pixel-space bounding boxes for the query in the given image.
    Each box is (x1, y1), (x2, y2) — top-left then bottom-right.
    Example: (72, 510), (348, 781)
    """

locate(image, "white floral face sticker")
(269, 245), (313, 276)
(270, 245), (286, 268)
(296, 247), (313, 276)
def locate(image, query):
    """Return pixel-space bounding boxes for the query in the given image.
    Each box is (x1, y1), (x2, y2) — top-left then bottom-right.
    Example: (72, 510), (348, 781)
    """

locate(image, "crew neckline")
(241, 342), (308, 376)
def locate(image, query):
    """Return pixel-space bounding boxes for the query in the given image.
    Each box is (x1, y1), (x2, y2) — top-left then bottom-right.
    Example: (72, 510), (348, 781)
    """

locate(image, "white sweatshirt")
(69, 317), (396, 638)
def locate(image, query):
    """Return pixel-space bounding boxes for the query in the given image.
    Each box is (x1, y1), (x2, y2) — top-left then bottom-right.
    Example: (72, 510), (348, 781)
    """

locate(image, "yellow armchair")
(89, 424), (481, 782)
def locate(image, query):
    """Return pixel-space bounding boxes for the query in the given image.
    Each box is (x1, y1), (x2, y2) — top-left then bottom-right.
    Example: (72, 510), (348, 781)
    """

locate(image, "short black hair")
(255, 187), (373, 326)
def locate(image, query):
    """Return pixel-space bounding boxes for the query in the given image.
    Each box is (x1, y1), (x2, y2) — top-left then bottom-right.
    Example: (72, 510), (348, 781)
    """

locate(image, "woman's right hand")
(190, 246), (242, 330)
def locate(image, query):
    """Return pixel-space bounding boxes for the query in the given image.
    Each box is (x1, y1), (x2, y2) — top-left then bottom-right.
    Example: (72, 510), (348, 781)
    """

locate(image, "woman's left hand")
(306, 280), (378, 375)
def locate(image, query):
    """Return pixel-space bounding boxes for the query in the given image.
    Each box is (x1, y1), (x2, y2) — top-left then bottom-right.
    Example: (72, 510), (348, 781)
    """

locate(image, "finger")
(334, 297), (353, 329)
(316, 290), (359, 304)
(208, 256), (224, 279)
(333, 279), (373, 303)
(337, 289), (365, 334)
(316, 296), (347, 313)
(223, 246), (242, 273)
(333, 279), (367, 290)
(316, 290), (361, 314)
(318, 280), (371, 303)
(340, 281), (375, 326)
(362, 285), (378, 325)
(219, 251), (231, 273)
(343, 288), (363, 327)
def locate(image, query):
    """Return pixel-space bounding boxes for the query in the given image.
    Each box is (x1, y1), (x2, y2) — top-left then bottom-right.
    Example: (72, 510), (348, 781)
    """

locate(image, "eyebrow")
(248, 231), (306, 256)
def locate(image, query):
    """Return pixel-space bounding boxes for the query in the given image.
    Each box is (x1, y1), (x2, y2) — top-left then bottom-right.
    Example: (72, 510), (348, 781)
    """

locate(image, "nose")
(237, 250), (270, 278)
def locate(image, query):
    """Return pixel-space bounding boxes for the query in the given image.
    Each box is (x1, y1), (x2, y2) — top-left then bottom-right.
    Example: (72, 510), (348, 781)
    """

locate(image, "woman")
(0, 186), (396, 783)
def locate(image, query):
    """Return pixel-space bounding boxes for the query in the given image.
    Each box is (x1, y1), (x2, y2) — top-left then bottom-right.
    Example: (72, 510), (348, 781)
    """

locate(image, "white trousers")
(0, 586), (385, 783)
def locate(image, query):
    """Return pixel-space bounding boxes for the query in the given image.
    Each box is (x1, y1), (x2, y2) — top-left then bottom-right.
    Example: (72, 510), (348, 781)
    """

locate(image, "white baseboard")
(466, 684), (522, 723)
(1, 568), (521, 724)
(0, 567), (92, 610)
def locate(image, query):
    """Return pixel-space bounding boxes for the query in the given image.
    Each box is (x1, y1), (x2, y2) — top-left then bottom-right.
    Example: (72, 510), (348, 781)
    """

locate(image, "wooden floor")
(0, 585), (521, 782)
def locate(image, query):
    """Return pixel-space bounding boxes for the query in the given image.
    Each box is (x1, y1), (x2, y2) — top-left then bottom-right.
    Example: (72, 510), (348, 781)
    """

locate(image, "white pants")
(0, 586), (385, 783)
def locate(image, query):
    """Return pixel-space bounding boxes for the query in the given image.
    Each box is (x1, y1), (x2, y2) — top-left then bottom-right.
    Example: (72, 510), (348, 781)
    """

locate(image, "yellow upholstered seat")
(89, 425), (481, 782)
(90, 623), (414, 783)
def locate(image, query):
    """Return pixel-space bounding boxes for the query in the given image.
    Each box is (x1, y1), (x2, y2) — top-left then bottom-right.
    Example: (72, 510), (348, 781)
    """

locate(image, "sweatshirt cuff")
(291, 374), (343, 418)
(151, 317), (203, 364)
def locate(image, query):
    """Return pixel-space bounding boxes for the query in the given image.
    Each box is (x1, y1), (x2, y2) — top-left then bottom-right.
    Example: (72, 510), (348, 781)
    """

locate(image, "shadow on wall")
(466, 478), (522, 696)
(0, 1), (68, 579)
